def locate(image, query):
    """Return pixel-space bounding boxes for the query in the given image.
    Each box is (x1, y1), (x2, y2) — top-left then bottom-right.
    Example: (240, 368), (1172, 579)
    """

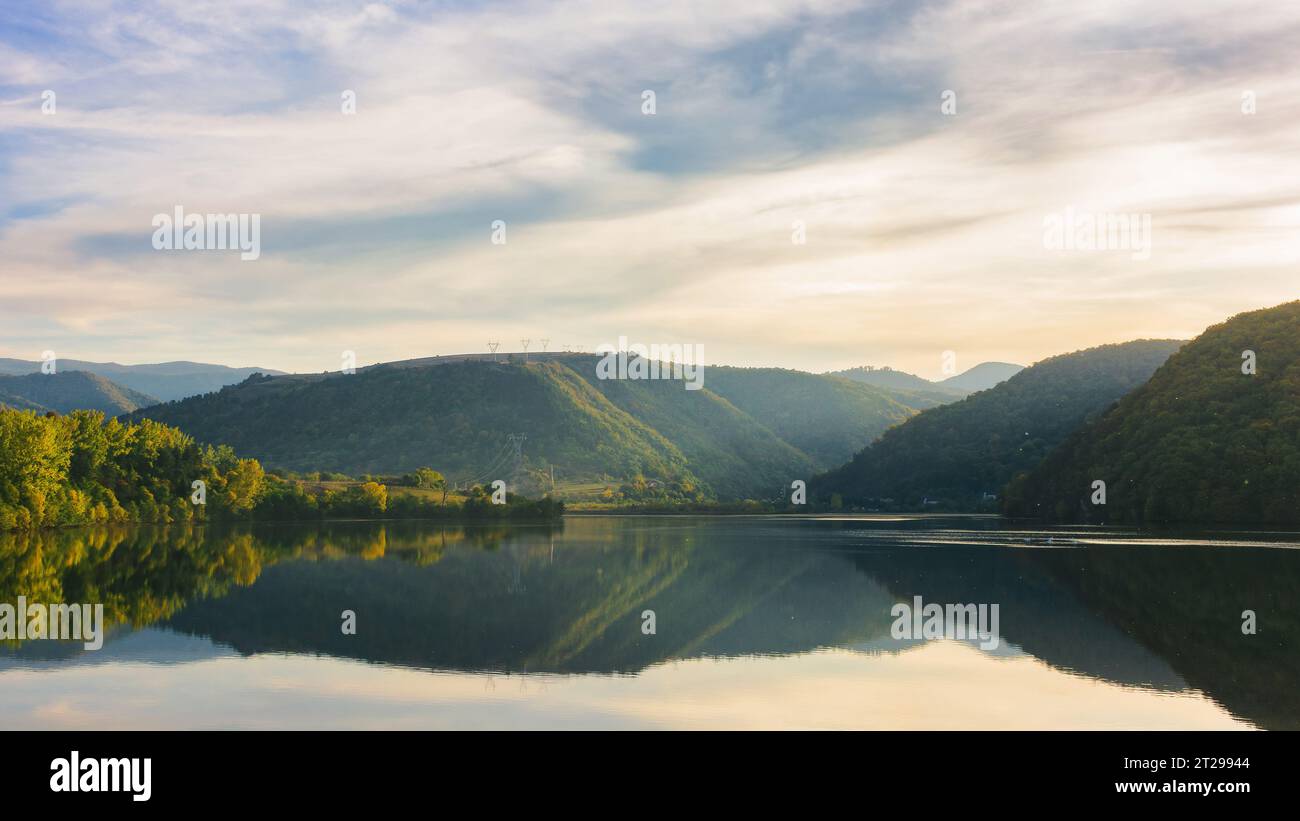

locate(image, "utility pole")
(521, 339), (530, 362)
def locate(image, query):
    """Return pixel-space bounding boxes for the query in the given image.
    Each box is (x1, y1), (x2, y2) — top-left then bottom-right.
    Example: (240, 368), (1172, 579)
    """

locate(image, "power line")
(455, 440), (514, 489)
(456, 433), (529, 490)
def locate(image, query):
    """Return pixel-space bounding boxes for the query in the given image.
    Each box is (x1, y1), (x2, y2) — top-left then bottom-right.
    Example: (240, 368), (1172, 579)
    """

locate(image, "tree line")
(0, 408), (561, 531)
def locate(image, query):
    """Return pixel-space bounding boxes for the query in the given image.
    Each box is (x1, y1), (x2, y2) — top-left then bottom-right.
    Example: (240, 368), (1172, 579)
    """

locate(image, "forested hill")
(829, 366), (957, 394)
(1003, 301), (1300, 524)
(0, 371), (158, 415)
(130, 355), (920, 500)
(812, 339), (1185, 510)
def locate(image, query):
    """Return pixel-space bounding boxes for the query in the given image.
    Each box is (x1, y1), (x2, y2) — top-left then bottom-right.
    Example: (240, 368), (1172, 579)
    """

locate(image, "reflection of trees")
(0, 521), (557, 648)
(0, 526), (267, 641)
(0, 530), (66, 619)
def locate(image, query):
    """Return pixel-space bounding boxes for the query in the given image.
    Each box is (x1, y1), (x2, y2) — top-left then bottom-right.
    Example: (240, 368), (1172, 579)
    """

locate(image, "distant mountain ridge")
(829, 360), (1024, 397)
(830, 366), (953, 393)
(937, 361), (1024, 392)
(0, 358), (284, 402)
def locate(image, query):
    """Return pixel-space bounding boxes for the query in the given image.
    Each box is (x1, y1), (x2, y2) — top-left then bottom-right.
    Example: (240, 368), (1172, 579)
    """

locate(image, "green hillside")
(1003, 301), (1300, 523)
(565, 361), (815, 499)
(131, 355), (914, 500)
(0, 371), (158, 414)
(699, 367), (915, 468)
(0, 390), (48, 412)
(813, 339), (1184, 510)
(138, 361), (692, 483)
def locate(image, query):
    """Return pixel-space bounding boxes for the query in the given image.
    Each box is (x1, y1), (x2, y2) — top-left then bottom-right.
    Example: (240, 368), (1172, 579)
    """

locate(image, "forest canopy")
(0, 408), (560, 531)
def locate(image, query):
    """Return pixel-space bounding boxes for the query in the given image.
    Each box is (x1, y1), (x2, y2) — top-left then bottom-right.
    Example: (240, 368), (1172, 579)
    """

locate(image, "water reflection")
(1, 516), (1296, 729)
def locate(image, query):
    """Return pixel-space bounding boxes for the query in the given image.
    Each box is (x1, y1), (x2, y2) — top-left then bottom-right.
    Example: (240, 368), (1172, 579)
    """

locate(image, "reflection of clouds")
(0, 643), (1247, 730)
(0, 628), (236, 672)
(2, 1), (1299, 375)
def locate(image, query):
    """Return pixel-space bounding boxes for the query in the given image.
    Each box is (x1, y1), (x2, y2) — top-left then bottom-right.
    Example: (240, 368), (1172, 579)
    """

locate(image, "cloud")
(1, 0), (1299, 375)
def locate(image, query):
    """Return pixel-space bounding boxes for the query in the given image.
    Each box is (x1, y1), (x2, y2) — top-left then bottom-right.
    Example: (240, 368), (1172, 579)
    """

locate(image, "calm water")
(2, 515), (1297, 730)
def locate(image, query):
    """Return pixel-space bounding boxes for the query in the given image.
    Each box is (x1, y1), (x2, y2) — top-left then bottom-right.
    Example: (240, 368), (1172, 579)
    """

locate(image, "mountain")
(129, 354), (917, 500)
(813, 339), (1185, 510)
(0, 358), (284, 402)
(829, 361), (1024, 402)
(937, 361), (1024, 392)
(830, 365), (957, 394)
(0, 371), (158, 414)
(1003, 301), (1300, 524)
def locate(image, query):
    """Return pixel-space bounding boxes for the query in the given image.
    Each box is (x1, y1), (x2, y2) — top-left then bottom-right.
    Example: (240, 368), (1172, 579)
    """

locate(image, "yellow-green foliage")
(0, 408), (266, 530)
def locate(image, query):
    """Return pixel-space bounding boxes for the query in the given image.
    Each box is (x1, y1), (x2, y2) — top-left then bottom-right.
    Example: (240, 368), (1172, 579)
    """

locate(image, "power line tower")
(520, 339), (530, 362)
(540, 338), (549, 352)
(506, 433), (526, 480)
(487, 341), (500, 362)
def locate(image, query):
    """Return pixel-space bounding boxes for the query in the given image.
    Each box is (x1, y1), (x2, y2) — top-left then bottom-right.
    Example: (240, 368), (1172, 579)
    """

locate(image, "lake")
(1, 515), (1297, 729)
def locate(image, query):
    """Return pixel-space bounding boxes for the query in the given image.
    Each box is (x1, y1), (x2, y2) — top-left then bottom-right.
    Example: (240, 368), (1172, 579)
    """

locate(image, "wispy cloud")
(2, 0), (1298, 376)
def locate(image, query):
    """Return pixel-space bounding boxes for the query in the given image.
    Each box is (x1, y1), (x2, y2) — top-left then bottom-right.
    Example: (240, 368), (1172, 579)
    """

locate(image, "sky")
(1, 0), (1298, 379)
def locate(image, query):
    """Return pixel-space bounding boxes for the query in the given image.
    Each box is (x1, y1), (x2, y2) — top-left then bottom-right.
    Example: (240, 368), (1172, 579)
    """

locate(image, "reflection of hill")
(850, 543), (1188, 692)
(1039, 544), (1300, 730)
(846, 528), (1300, 729)
(163, 519), (899, 673)
(4, 518), (1296, 729)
